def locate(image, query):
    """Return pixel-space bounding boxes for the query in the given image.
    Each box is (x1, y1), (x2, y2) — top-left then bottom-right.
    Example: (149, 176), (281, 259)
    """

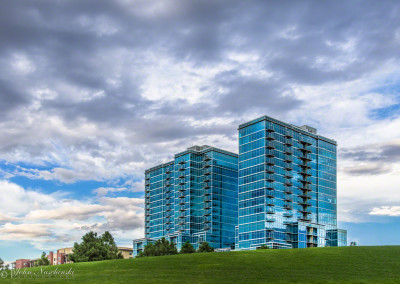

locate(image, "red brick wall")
(48, 251), (54, 265)
(15, 259), (31, 269)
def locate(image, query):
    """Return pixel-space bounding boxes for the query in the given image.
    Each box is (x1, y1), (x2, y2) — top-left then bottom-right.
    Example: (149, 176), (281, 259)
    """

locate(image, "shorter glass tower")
(133, 145), (238, 256)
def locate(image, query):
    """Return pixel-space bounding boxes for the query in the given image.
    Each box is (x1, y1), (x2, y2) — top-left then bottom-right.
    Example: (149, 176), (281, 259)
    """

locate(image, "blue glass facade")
(133, 145), (238, 256)
(237, 116), (346, 249)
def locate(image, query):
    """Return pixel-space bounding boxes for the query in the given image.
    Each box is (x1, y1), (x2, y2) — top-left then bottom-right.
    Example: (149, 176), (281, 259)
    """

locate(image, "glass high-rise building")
(133, 145), (238, 257)
(237, 115), (346, 250)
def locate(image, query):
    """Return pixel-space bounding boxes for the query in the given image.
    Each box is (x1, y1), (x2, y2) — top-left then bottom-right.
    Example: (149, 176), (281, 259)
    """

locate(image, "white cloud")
(0, 180), (145, 249)
(370, 206), (400, 217)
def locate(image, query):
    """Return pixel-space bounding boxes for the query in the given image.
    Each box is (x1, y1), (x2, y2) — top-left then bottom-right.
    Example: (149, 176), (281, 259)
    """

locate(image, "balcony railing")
(284, 147), (293, 155)
(285, 130), (294, 138)
(266, 150), (275, 158)
(284, 138), (293, 146)
(265, 166), (275, 174)
(266, 132), (277, 140)
(265, 158), (275, 165)
(265, 174), (275, 182)
(266, 141), (276, 149)
(266, 198), (275, 206)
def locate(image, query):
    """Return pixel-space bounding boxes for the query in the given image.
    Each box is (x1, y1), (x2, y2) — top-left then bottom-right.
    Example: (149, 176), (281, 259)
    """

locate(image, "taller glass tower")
(237, 115), (346, 250)
(133, 145), (238, 256)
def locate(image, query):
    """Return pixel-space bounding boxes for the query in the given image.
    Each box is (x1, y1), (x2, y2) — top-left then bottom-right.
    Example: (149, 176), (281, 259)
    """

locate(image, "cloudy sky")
(1, 0), (400, 262)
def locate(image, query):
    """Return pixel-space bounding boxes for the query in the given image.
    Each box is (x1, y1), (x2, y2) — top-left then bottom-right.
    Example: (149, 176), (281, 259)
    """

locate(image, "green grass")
(2, 246), (400, 283)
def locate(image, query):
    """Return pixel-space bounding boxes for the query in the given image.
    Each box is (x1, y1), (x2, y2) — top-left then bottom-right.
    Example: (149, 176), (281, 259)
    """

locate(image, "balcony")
(284, 195), (293, 202)
(267, 127), (275, 133)
(265, 174), (275, 182)
(203, 176), (211, 182)
(284, 138), (293, 146)
(300, 163), (311, 169)
(165, 167), (172, 173)
(300, 169), (311, 176)
(165, 188), (171, 193)
(299, 192), (312, 199)
(300, 185), (312, 192)
(300, 147), (312, 154)
(284, 163), (293, 170)
(284, 204), (293, 210)
(204, 209), (211, 216)
(284, 187), (293, 194)
(204, 168), (212, 175)
(265, 166), (275, 174)
(266, 132), (277, 141)
(203, 182), (211, 189)
(285, 172), (293, 179)
(300, 177), (312, 184)
(178, 180), (186, 186)
(204, 196), (212, 203)
(266, 208), (275, 215)
(145, 181), (150, 186)
(300, 155), (312, 162)
(203, 189), (211, 196)
(204, 225), (211, 230)
(284, 180), (293, 187)
(178, 165), (185, 171)
(266, 190), (275, 198)
(284, 147), (293, 155)
(285, 130), (294, 138)
(178, 160), (185, 165)
(266, 198), (275, 206)
(266, 141), (276, 149)
(204, 204), (211, 209)
(266, 182), (275, 190)
(283, 212), (293, 218)
(165, 174), (172, 180)
(266, 150), (275, 158)
(265, 158), (275, 165)
(179, 206), (186, 211)
(145, 175), (150, 180)
(178, 173), (185, 179)
(203, 155), (211, 161)
(203, 161), (211, 168)
(300, 137), (312, 146)
(284, 155), (293, 163)
(266, 215), (275, 222)
(203, 217), (211, 223)
(165, 181), (171, 187)
(178, 192), (185, 199)
(299, 217), (311, 222)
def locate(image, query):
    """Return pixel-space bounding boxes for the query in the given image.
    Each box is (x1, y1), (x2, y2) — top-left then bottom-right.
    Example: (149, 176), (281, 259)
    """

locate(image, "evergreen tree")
(140, 237), (178, 257)
(197, 242), (214, 253)
(0, 258), (3, 270)
(38, 252), (50, 266)
(69, 231), (123, 263)
(180, 241), (195, 253)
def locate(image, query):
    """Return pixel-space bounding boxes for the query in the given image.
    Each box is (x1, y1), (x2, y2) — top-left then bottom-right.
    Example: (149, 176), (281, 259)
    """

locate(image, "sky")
(0, 0), (400, 262)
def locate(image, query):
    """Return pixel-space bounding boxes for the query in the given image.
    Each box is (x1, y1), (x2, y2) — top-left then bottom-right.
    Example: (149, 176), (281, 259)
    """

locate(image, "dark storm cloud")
(341, 143), (400, 175)
(342, 143), (400, 163)
(0, 0), (400, 162)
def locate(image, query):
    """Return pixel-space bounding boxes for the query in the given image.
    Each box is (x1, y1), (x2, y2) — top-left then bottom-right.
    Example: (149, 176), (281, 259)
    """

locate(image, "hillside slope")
(2, 246), (400, 283)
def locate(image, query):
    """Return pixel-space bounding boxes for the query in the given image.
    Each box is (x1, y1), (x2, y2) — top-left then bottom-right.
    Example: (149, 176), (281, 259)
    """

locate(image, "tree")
(350, 241), (357, 246)
(37, 252), (50, 266)
(4, 264), (9, 270)
(180, 241), (195, 254)
(258, 244), (269, 249)
(197, 242), (214, 253)
(0, 258), (4, 270)
(139, 237), (178, 257)
(69, 231), (123, 263)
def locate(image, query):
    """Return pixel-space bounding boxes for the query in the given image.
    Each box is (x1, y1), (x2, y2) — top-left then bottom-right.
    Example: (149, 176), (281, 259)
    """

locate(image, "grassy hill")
(2, 246), (400, 283)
